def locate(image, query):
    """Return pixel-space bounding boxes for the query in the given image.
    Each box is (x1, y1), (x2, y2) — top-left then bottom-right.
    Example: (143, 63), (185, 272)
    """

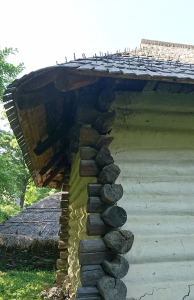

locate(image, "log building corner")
(3, 39), (194, 300)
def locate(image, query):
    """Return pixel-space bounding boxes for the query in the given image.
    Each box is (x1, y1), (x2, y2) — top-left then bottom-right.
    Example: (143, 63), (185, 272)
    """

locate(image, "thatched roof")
(0, 193), (61, 250)
(3, 39), (194, 188)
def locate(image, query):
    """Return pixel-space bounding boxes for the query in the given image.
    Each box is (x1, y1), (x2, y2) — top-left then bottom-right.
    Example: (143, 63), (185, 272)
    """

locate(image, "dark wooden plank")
(87, 197), (112, 213)
(95, 147), (114, 167)
(60, 200), (69, 209)
(42, 159), (64, 187)
(97, 276), (127, 300)
(103, 230), (134, 254)
(39, 146), (67, 175)
(80, 265), (106, 286)
(80, 160), (101, 177)
(61, 193), (70, 200)
(87, 184), (103, 197)
(86, 215), (117, 236)
(98, 164), (120, 184)
(100, 184), (123, 205)
(102, 255), (129, 279)
(101, 206), (127, 228)
(76, 286), (102, 299)
(80, 148), (99, 160)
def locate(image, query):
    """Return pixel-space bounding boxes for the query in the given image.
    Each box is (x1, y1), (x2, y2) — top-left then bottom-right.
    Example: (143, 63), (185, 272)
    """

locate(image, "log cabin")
(3, 39), (194, 300)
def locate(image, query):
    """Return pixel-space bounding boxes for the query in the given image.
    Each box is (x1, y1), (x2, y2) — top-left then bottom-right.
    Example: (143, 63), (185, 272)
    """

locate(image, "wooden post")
(102, 254), (129, 279)
(87, 183), (103, 197)
(87, 197), (112, 213)
(95, 111), (116, 134)
(80, 265), (106, 286)
(80, 160), (101, 177)
(98, 164), (120, 184)
(95, 147), (114, 167)
(86, 215), (117, 236)
(100, 184), (123, 205)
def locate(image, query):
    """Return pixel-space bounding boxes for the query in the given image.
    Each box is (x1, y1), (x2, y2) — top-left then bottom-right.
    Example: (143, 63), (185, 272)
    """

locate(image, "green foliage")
(0, 269), (54, 300)
(25, 182), (56, 207)
(0, 47), (25, 101)
(0, 205), (21, 223)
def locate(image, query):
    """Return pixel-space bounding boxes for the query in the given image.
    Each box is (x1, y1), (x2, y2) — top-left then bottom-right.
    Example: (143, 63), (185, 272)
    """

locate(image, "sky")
(1, 0), (194, 78)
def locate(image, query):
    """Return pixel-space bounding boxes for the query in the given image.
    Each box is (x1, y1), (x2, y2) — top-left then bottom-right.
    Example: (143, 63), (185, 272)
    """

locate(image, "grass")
(0, 269), (55, 300)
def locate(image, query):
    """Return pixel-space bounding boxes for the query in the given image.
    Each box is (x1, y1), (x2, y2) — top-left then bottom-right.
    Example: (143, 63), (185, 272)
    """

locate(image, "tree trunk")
(20, 177), (30, 208)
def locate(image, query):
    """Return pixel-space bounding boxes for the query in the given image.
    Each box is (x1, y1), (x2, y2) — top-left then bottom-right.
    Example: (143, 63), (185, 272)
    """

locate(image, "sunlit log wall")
(60, 87), (134, 300)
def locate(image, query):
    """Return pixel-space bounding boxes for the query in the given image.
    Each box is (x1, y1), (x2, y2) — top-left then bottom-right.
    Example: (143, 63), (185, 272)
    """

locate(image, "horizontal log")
(60, 225), (70, 232)
(97, 276), (127, 300)
(95, 111), (116, 134)
(62, 185), (70, 192)
(102, 254), (129, 279)
(76, 105), (103, 125)
(101, 206), (127, 228)
(87, 184), (103, 197)
(80, 148), (99, 160)
(60, 251), (69, 259)
(98, 164), (121, 184)
(80, 160), (101, 177)
(61, 193), (70, 200)
(86, 215), (117, 236)
(61, 201), (69, 209)
(87, 197), (112, 213)
(79, 239), (107, 253)
(58, 240), (69, 249)
(76, 286), (101, 298)
(56, 258), (68, 269)
(59, 216), (69, 224)
(59, 232), (69, 240)
(80, 265), (106, 286)
(79, 251), (115, 265)
(95, 147), (114, 167)
(100, 184), (123, 205)
(95, 136), (114, 151)
(98, 89), (116, 112)
(103, 230), (134, 254)
(79, 128), (100, 147)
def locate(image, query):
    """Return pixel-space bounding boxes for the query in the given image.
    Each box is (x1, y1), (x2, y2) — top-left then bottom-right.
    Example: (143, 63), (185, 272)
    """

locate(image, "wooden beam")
(34, 128), (68, 156)
(39, 147), (67, 175)
(42, 158), (64, 187)
(97, 276), (127, 300)
(87, 183), (103, 197)
(95, 111), (116, 134)
(98, 164), (120, 184)
(76, 286), (102, 299)
(80, 148), (99, 160)
(101, 206), (127, 228)
(87, 197), (112, 213)
(95, 136), (114, 151)
(80, 265), (106, 286)
(95, 147), (114, 167)
(97, 89), (116, 112)
(86, 215), (117, 236)
(102, 255), (129, 279)
(80, 160), (101, 177)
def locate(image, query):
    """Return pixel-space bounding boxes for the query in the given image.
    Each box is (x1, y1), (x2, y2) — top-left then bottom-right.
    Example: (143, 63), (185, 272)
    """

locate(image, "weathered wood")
(79, 128), (100, 147)
(95, 136), (114, 150)
(56, 258), (68, 269)
(79, 251), (115, 265)
(61, 201), (69, 208)
(55, 73), (98, 92)
(39, 147), (66, 175)
(76, 286), (101, 298)
(103, 230), (134, 254)
(80, 265), (106, 286)
(34, 127), (68, 156)
(59, 216), (69, 224)
(61, 225), (70, 232)
(97, 276), (127, 300)
(98, 89), (116, 112)
(58, 240), (69, 249)
(87, 184), (103, 197)
(98, 164), (120, 184)
(100, 184), (123, 205)
(79, 239), (107, 253)
(95, 111), (116, 134)
(60, 251), (69, 259)
(59, 232), (69, 240)
(101, 206), (127, 228)
(102, 254), (129, 279)
(80, 148), (99, 160)
(80, 160), (101, 177)
(87, 197), (112, 213)
(95, 147), (114, 167)
(76, 297), (103, 300)
(62, 185), (70, 192)
(61, 193), (70, 200)
(76, 106), (103, 125)
(42, 160), (64, 187)
(86, 215), (117, 236)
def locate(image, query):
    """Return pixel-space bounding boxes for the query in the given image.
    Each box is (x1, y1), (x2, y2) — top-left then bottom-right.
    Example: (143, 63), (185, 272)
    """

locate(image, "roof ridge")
(141, 39), (194, 49)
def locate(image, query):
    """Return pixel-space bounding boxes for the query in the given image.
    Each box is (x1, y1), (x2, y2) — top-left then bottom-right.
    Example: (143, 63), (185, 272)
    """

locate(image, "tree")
(0, 47), (25, 101)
